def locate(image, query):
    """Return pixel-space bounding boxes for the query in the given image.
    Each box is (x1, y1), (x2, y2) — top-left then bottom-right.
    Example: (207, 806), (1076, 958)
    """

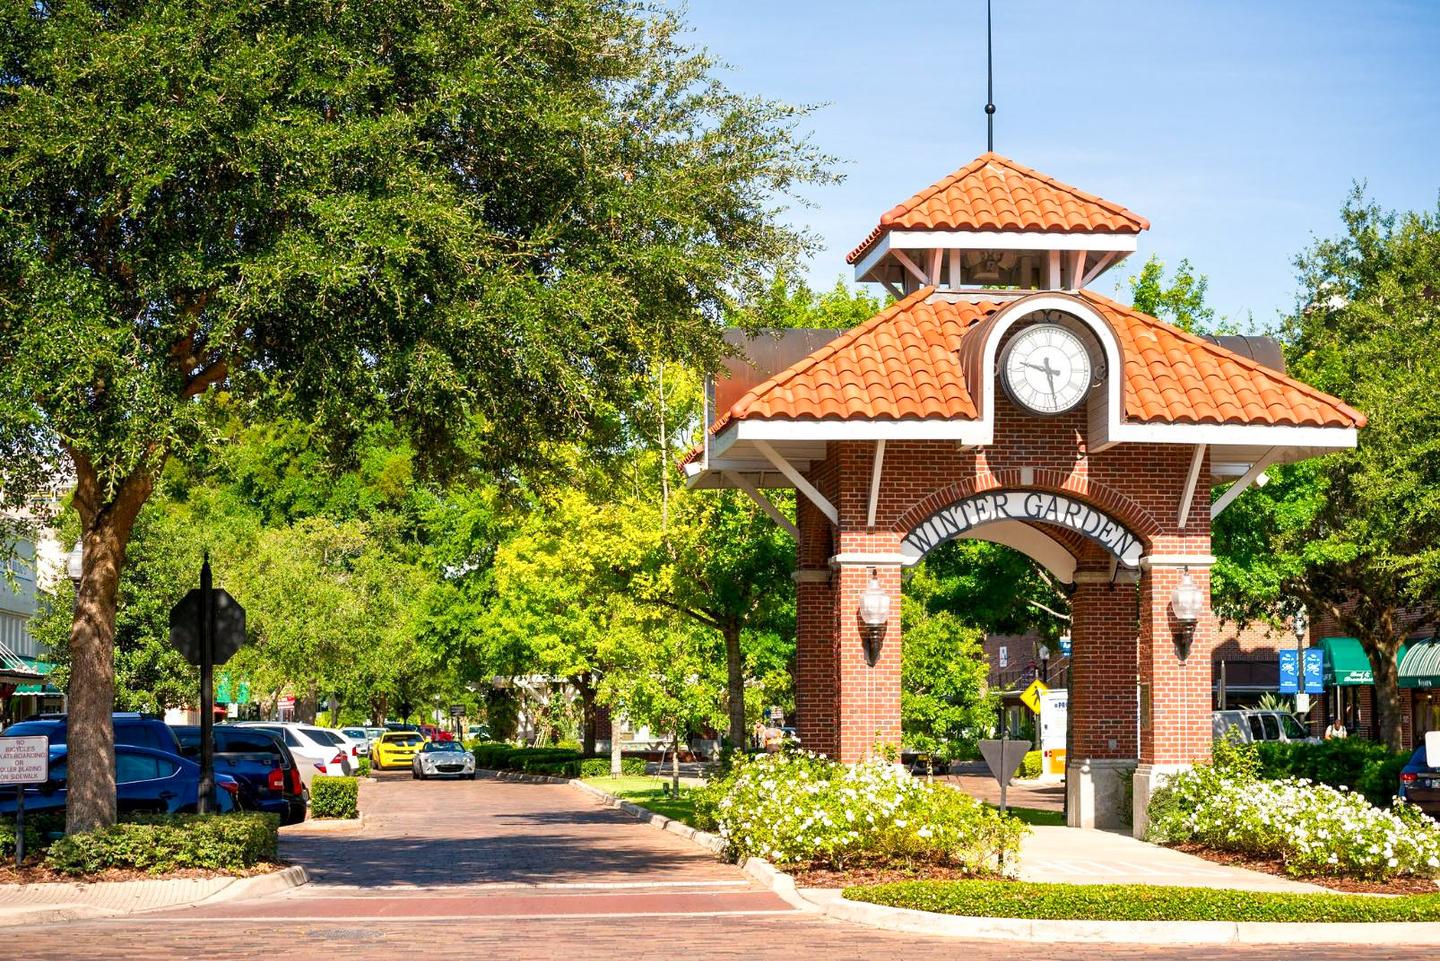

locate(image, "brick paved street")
(8, 773), (1436, 960)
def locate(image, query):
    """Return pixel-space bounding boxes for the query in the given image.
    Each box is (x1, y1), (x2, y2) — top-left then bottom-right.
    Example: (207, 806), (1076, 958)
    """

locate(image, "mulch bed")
(0, 858), (285, 885)
(1172, 843), (1440, 896)
(792, 864), (1003, 888)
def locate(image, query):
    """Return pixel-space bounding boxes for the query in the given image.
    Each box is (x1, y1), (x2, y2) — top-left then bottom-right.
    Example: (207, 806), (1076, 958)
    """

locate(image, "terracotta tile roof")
(710, 290), (1365, 433)
(847, 153), (1150, 264)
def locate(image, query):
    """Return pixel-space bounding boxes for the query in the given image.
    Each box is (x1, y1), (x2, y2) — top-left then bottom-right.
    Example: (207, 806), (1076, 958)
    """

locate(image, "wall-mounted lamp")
(858, 568), (891, 666)
(1169, 567), (1204, 660)
(65, 539), (84, 585)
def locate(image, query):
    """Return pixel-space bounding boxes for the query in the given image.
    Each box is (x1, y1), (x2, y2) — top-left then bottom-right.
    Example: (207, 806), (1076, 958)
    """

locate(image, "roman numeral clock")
(999, 315), (1103, 415)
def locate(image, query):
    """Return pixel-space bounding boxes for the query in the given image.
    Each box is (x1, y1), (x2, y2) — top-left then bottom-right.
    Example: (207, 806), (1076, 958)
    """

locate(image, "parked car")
(4, 712), (183, 755)
(339, 727), (377, 757)
(0, 744), (240, 817)
(1212, 710), (1317, 745)
(466, 724), (489, 741)
(314, 726), (367, 765)
(411, 740), (476, 780)
(1398, 746), (1440, 818)
(417, 724), (454, 743)
(232, 722), (353, 786)
(172, 725), (307, 825)
(371, 731), (426, 771)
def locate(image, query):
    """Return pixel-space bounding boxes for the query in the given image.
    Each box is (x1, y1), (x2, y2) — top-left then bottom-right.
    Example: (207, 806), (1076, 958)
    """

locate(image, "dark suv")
(171, 725), (307, 825)
(5, 712), (183, 754)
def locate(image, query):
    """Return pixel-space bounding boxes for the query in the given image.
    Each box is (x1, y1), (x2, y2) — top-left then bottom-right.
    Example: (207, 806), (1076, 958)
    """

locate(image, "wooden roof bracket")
(753, 440), (839, 526)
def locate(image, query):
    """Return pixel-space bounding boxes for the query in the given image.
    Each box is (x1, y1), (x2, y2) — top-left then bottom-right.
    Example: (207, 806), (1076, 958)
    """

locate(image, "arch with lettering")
(900, 490), (1144, 577)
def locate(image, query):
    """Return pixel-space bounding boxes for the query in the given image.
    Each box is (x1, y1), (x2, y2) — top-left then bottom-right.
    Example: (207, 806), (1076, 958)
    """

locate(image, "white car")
(234, 722), (354, 785)
(340, 727), (378, 757)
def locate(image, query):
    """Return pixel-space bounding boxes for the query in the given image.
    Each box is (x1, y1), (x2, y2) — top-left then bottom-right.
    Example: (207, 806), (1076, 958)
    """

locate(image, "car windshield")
(341, 729), (367, 739)
(385, 734), (424, 746)
(423, 741), (465, 753)
(301, 728), (343, 746)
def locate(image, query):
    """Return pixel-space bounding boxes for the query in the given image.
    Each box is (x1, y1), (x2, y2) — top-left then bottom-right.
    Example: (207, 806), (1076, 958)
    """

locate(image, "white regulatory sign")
(0, 736), (50, 785)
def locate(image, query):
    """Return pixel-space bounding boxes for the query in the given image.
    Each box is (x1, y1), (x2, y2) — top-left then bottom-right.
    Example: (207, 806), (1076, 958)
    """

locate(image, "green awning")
(1321, 636), (1376, 686)
(1399, 642), (1440, 689)
(13, 656), (58, 695)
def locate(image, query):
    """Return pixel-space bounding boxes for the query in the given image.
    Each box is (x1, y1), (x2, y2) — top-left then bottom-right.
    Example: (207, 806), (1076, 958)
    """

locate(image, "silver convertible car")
(411, 740), (476, 780)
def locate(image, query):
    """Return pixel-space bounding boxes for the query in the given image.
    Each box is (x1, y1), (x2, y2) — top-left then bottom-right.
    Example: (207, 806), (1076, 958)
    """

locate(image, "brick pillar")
(1133, 561), (1214, 838)
(1065, 572), (1138, 829)
(794, 569), (838, 757)
(833, 563), (902, 762)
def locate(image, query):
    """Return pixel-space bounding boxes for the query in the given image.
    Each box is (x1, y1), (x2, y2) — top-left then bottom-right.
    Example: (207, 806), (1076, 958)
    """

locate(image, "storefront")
(1399, 641), (1440, 741)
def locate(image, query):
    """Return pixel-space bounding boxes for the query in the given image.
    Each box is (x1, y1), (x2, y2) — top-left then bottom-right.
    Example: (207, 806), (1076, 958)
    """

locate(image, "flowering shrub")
(1147, 763), (1440, 880)
(693, 750), (1025, 872)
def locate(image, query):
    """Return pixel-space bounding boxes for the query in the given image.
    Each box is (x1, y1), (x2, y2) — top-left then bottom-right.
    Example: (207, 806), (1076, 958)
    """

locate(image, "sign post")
(978, 738), (1031, 815)
(0, 736), (49, 868)
(169, 556), (245, 815)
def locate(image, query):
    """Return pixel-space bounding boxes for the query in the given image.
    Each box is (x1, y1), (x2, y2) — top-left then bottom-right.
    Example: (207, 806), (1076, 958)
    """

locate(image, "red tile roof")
(847, 153), (1150, 264)
(711, 289), (1365, 433)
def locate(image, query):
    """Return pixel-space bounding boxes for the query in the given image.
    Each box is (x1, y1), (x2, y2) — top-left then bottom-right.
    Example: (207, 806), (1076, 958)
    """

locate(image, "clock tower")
(684, 151), (1364, 835)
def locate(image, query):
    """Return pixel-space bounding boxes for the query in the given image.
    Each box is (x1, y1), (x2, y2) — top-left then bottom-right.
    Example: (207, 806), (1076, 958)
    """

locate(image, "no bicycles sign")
(0, 736), (49, 784)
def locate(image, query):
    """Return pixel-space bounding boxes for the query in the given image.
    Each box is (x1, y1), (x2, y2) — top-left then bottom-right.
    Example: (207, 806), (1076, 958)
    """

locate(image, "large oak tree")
(0, 0), (827, 831)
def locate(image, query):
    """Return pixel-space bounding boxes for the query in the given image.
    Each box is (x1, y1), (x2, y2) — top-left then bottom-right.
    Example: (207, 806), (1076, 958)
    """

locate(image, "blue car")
(0, 744), (239, 817)
(1399, 746), (1440, 819)
(4, 712), (183, 755)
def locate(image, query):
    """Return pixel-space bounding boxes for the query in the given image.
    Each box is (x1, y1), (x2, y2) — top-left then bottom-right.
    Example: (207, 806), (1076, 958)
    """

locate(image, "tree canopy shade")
(1212, 192), (1440, 749)
(0, 0), (830, 831)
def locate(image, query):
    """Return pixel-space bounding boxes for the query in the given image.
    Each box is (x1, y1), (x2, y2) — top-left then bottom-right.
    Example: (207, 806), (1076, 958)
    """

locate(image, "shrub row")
(1147, 739), (1440, 880)
(44, 813), (278, 876)
(310, 776), (359, 819)
(0, 811), (65, 860)
(1018, 750), (1042, 780)
(846, 879), (1440, 922)
(694, 750), (1026, 872)
(1254, 739), (1411, 808)
(467, 742), (645, 778)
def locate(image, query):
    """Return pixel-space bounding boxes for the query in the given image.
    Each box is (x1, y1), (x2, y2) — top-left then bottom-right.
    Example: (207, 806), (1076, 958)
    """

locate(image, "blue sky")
(673, 1), (1439, 329)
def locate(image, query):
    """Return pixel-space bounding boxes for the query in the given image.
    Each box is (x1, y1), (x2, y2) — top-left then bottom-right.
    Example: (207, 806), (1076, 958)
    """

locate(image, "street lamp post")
(1293, 606), (1310, 716)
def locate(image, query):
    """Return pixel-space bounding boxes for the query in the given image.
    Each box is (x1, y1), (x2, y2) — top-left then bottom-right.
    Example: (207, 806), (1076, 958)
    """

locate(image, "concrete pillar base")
(1131, 762), (1192, 839)
(1065, 757), (1136, 830)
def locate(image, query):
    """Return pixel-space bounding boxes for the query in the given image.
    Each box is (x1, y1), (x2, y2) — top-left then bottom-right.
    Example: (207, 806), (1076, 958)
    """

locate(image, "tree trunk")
(671, 731), (681, 798)
(65, 462), (154, 834)
(1368, 630), (1406, 752)
(723, 620), (745, 751)
(577, 674), (596, 756)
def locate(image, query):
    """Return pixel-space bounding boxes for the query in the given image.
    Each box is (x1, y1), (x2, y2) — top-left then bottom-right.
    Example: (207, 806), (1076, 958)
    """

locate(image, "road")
(10, 772), (1432, 960)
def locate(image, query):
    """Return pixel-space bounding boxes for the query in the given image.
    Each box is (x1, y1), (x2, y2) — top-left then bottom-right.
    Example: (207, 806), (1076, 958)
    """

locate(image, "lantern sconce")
(857, 568), (891, 667)
(1169, 567), (1204, 661)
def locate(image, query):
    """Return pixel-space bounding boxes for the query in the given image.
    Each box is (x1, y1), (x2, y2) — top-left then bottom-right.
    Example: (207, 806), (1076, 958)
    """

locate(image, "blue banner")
(1278, 649), (1300, 694)
(1303, 648), (1325, 694)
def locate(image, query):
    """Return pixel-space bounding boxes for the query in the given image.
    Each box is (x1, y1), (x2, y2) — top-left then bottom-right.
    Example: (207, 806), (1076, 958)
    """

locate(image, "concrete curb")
(806, 889), (1440, 945)
(0, 864), (309, 927)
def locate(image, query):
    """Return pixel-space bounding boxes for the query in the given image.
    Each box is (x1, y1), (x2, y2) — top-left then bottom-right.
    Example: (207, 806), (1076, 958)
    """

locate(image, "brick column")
(793, 569), (838, 757)
(1133, 560), (1214, 838)
(833, 562), (902, 762)
(1065, 572), (1138, 828)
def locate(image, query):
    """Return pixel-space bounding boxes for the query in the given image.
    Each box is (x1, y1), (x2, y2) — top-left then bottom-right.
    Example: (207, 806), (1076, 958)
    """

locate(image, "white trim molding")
(829, 552), (909, 567)
(753, 440), (838, 526)
(1137, 554), (1217, 569)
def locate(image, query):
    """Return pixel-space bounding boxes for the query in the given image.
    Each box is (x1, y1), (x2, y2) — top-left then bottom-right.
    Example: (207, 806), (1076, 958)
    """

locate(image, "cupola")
(848, 153), (1148, 296)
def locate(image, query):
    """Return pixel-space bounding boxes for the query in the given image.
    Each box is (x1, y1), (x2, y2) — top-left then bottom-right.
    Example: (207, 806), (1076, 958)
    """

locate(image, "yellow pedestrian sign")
(1020, 679), (1049, 714)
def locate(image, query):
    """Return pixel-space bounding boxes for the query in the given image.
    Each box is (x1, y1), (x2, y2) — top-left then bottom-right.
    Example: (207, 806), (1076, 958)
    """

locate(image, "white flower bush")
(695, 750), (1025, 872)
(1148, 764), (1440, 880)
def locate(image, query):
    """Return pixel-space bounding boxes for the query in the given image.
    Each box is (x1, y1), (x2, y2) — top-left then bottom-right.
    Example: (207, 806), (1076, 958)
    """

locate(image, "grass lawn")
(845, 880), (1440, 923)
(583, 775), (703, 828)
(986, 804), (1065, 826)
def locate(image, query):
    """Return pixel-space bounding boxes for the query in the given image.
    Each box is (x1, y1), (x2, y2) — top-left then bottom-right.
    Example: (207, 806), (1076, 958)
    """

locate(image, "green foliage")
(0, 811), (66, 860)
(44, 814), (278, 876)
(900, 600), (993, 763)
(1212, 192), (1440, 748)
(845, 880), (1440, 922)
(906, 540), (1068, 643)
(309, 776), (359, 820)
(467, 742), (643, 778)
(739, 273), (886, 330)
(1125, 254), (1223, 334)
(579, 758), (648, 778)
(1254, 739), (1411, 808)
(584, 776), (700, 826)
(355, 758), (371, 778)
(695, 751), (1026, 872)
(1146, 755), (1440, 879)
(1018, 751), (1043, 780)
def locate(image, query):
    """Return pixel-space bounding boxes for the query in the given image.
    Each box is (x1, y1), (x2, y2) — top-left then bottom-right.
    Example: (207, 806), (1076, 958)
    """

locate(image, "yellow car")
(370, 731), (427, 770)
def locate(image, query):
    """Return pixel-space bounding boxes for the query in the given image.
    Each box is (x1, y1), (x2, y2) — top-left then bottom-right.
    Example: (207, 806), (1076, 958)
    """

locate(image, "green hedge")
(356, 757), (371, 778)
(1254, 739), (1411, 807)
(310, 776), (359, 819)
(1018, 750), (1042, 780)
(44, 813), (278, 876)
(846, 879), (1440, 922)
(0, 811), (65, 860)
(467, 742), (645, 778)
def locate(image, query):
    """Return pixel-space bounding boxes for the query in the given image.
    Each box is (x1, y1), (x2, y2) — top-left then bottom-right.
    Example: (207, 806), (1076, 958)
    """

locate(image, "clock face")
(1000, 323), (1094, 415)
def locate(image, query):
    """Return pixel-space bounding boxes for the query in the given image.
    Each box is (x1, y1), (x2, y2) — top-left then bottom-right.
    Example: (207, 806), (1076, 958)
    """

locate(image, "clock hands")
(1023, 358), (1061, 403)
